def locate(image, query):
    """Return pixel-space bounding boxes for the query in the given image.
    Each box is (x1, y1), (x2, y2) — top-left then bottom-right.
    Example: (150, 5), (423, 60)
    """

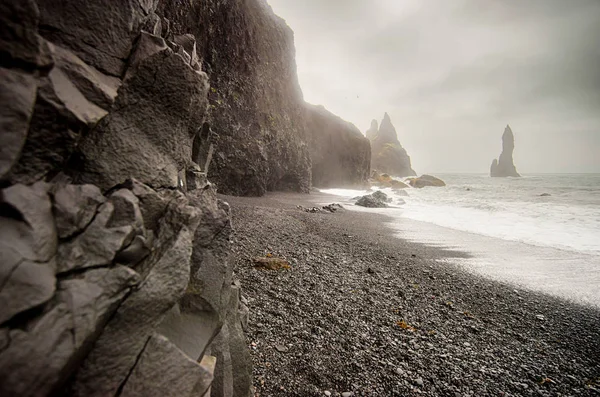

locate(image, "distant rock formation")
(491, 125), (521, 177)
(305, 104), (371, 188)
(366, 119), (379, 141)
(368, 113), (417, 177)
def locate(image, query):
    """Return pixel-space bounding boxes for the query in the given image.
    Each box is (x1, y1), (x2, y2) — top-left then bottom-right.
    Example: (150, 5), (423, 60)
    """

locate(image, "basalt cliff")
(367, 113), (416, 177)
(0, 0), (369, 396)
(305, 104), (371, 188)
(490, 125), (521, 177)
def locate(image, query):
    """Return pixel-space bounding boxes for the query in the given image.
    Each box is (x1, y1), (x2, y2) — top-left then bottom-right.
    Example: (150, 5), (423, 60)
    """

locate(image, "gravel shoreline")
(222, 192), (600, 397)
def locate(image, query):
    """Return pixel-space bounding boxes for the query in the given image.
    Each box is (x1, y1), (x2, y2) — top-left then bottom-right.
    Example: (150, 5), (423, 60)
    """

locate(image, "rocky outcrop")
(366, 119), (378, 141)
(0, 1), (251, 396)
(368, 113), (416, 177)
(305, 104), (371, 188)
(157, 0), (311, 196)
(490, 125), (521, 177)
(407, 175), (446, 188)
(355, 191), (391, 208)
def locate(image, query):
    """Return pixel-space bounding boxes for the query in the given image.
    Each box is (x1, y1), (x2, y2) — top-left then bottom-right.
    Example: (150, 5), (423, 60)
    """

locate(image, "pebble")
(396, 368), (404, 376)
(415, 378), (424, 386)
(341, 392), (354, 397)
(324, 391), (331, 396)
(275, 344), (289, 353)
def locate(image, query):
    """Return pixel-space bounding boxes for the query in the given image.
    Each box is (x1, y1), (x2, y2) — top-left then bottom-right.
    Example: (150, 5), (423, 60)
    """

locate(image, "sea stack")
(491, 125), (521, 177)
(367, 113), (416, 177)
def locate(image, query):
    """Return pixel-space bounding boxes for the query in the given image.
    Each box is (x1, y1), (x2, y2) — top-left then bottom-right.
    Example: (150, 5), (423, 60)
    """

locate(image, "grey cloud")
(268, 0), (600, 173)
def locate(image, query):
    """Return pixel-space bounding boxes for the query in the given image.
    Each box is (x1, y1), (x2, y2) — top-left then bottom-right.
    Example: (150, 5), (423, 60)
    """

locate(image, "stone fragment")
(71, 201), (201, 397)
(46, 65), (108, 125)
(0, 265), (138, 397)
(210, 285), (253, 397)
(0, 68), (38, 180)
(120, 333), (214, 397)
(122, 179), (168, 232)
(0, 258), (55, 325)
(57, 202), (135, 274)
(108, 189), (144, 233)
(76, 48), (209, 190)
(51, 43), (121, 109)
(125, 31), (169, 80)
(174, 34), (199, 67)
(51, 184), (106, 239)
(7, 62), (110, 184)
(2, 182), (57, 262)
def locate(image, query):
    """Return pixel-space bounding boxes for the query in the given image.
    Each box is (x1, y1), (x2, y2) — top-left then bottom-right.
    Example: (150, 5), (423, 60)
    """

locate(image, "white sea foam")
(322, 174), (600, 255)
(320, 174), (600, 307)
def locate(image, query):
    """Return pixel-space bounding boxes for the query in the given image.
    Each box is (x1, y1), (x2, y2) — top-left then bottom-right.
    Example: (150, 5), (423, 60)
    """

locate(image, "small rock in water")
(540, 193), (551, 197)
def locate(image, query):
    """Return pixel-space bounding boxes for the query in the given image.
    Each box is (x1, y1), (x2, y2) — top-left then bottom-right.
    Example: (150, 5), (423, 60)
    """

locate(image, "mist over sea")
(322, 174), (600, 307)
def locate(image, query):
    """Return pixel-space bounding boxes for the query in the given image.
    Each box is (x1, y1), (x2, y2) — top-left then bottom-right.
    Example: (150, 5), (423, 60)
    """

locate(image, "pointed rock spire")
(366, 119), (378, 141)
(366, 113), (416, 177)
(491, 125), (520, 177)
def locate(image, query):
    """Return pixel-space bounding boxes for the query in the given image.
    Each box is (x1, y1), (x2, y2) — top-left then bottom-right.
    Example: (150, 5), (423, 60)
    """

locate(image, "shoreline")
(223, 191), (600, 396)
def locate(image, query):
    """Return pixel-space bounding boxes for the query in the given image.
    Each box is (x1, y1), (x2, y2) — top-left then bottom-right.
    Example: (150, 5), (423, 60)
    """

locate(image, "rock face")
(491, 125), (521, 177)
(368, 113), (416, 177)
(157, 0), (311, 196)
(305, 104), (371, 188)
(0, 1), (251, 396)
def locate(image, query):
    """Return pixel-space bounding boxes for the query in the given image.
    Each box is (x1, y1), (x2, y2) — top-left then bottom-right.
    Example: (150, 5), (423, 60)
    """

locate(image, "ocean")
(321, 174), (600, 307)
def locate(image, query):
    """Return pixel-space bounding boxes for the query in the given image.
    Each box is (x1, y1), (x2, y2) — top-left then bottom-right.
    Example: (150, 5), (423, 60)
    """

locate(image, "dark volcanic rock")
(158, 0), (311, 196)
(368, 113), (416, 177)
(305, 104), (371, 188)
(355, 191), (390, 208)
(0, 0), (254, 395)
(491, 125), (521, 177)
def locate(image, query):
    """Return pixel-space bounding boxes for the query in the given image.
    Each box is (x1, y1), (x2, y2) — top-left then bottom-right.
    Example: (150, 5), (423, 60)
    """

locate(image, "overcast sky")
(268, 0), (600, 173)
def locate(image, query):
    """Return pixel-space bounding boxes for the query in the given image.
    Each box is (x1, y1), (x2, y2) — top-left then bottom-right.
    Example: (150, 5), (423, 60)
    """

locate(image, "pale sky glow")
(267, 0), (600, 173)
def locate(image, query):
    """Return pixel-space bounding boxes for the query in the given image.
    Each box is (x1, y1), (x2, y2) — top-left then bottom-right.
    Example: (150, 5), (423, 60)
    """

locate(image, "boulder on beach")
(370, 170), (409, 189)
(407, 175), (446, 188)
(355, 191), (390, 208)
